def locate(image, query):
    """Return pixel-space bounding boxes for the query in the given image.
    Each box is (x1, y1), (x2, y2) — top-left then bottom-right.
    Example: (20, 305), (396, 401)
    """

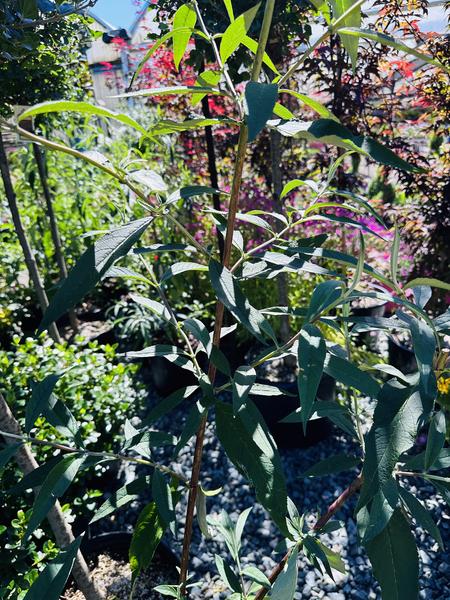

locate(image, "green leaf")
(362, 478), (398, 543)
(399, 487), (443, 549)
(152, 470), (176, 535)
(245, 82), (278, 142)
(297, 324), (326, 432)
(26, 455), (85, 539)
(223, 0), (235, 21)
(409, 318), (437, 411)
(425, 411), (446, 471)
(26, 374), (60, 432)
(280, 89), (339, 121)
(129, 294), (171, 322)
(196, 487), (211, 538)
(216, 401), (288, 535)
(324, 353), (381, 398)
(0, 443), (23, 470)
(142, 386), (198, 427)
(242, 566), (271, 588)
(160, 261), (208, 283)
(184, 318), (212, 354)
(40, 217), (152, 332)
(309, 0), (331, 22)
(191, 71), (222, 106)
(405, 277), (450, 292)
(268, 118), (421, 172)
(209, 259), (276, 343)
(90, 476), (151, 524)
(401, 448), (450, 472)
(125, 345), (194, 372)
(19, 101), (147, 135)
(128, 169), (167, 192)
(270, 547), (298, 600)
(41, 392), (80, 442)
(220, 3), (261, 64)
(215, 555), (242, 593)
(129, 28), (206, 87)
(331, 0), (361, 69)
(115, 85), (223, 100)
(153, 585), (180, 598)
(365, 509), (419, 600)
(301, 454), (361, 477)
(358, 383), (423, 510)
(173, 4), (197, 69)
(149, 117), (236, 136)
(167, 185), (224, 205)
(129, 501), (165, 581)
(23, 536), (83, 600)
(306, 280), (345, 321)
(232, 366), (256, 413)
(336, 28), (450, 73)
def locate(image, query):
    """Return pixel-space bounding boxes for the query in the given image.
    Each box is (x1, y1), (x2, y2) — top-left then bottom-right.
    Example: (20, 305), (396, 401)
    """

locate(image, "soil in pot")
(65, 533), (178, 600)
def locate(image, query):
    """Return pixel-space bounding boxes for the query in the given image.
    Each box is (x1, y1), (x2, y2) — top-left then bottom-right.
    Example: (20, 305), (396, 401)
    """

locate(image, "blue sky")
(91, 0), (147, 30)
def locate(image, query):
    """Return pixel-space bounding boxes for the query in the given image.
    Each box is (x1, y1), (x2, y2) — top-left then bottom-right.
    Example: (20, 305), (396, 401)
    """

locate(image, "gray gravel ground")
(97, 387), (450, 599)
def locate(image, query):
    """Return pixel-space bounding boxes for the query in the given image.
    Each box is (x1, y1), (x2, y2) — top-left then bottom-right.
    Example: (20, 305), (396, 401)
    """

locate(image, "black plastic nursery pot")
(388, 337), (417, 374)
(251, 375), (336, 449)
(145, 355), (197, 396)
(351, 301), (387, 349)
(80, 531), (178, 567)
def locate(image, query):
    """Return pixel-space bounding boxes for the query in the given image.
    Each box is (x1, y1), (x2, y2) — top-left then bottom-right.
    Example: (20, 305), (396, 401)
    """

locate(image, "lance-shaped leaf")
(401, 448), (450, 472)
(152, 470), (176, 536)
(324, 353), (381, 398)
(215, 555), (242, 593)
(242, 566), (271, 588)
(306, 280), (345, 322)
(0, 443), (23, 470)
(141, 385), (198, 426)
(115, 85), (223, 100)
(19, 101), (147, 135)
(25, 374), (60, 433)
(365, 509), (419, 600)
(125, 344), (195, 373)
(232, 366), (256, 413)
(297, 325), (326, 432)
(267, 118), (421, 172)
(26, 455), (86, 539)
(270, 546), (298, 600)
(280, 89), (339, 121)
(40, 217), (152, 331)
(90, 476), (151, 524)
(331, 0), (361, 69)
(362, 478), (398, 543)
(191, 70), (222, 105)
(173, 3), (197, 69)
(216, 401), (288, 535)
(149, 117), (236, 136)
(166, 185), (224, 205)
(336, 27), (450, 73)
(424, 411), (446, 471)
(410, 317), (437, 412)
(358, 382), (423, 510)
(23, 536), (83, 600)
(301, 454), (361, 478)
(245, 82), (278, 142)
(129, 501), (165, 582)
(399, 486), (443, 549)
(209, 259), (276, 343)
(220, 3), (261, 64)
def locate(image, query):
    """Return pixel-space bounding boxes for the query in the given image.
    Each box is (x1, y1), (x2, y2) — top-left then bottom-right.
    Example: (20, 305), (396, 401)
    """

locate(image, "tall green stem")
(178, 0), (276, 592)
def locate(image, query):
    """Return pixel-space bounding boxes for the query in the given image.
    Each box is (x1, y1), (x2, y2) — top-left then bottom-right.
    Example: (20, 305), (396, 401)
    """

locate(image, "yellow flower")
(437, 377), (450, 395)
